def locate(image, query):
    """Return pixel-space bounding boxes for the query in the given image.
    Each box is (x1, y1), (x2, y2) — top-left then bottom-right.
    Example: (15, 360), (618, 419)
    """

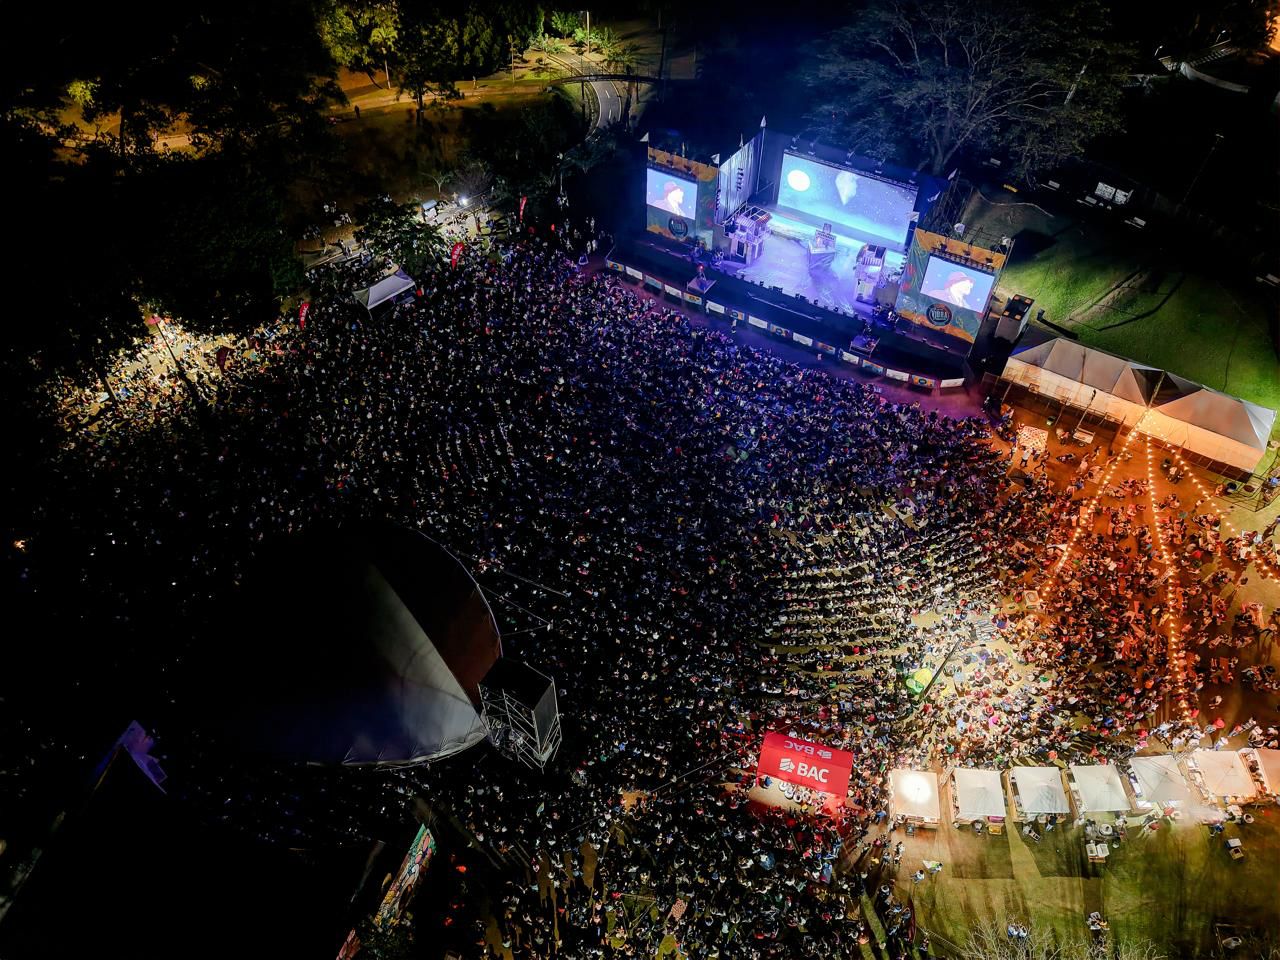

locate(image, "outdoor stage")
(606, 233), (970, 384)
(629, 130), (990, 388)
(718, 209), (907, 317)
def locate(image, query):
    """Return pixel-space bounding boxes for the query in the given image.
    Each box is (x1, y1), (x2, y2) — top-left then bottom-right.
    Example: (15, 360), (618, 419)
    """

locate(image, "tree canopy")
(807, 0), (1133, 180)
(355, 195), (448, 279)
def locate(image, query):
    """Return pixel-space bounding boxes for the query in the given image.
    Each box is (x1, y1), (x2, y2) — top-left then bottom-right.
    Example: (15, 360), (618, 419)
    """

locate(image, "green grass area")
(899, 812), (1280, 956)
(965, 192), (1280, 417)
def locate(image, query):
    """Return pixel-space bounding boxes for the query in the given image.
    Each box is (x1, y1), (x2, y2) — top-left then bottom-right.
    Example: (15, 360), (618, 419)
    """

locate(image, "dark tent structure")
(210, 522), (501, 766)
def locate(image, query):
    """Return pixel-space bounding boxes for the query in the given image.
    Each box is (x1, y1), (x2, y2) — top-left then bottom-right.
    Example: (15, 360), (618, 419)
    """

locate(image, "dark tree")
(124, 151), (306, 331)
(355, 195), (448, 278)
(807, 0), (1133, 180)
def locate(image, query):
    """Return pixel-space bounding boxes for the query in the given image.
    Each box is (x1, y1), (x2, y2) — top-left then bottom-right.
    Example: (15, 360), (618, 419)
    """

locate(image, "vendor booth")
(1007, 766), (1071, 822)
(1187, 750), (1257, 807)
(1242, 748), (1280, 801)
(888, 769), (941, 827)
(353, 270), (416, 313)
(1127, 755), (1192, 811)
(951, 768), (1007, 829)
(1068, 764), (1131, 815)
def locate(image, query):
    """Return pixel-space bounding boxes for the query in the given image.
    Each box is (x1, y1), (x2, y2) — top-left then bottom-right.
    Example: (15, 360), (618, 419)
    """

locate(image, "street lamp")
(460, 196), (469, 207)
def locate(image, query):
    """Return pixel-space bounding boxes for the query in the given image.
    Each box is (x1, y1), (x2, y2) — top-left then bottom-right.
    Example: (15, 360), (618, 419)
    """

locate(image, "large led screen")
(777, 154), (917, 250)
(646, 168), (696, 219)
(645, 168), (697, 241)
(917, 258), (995, 314)
(895, 241), (999, 343)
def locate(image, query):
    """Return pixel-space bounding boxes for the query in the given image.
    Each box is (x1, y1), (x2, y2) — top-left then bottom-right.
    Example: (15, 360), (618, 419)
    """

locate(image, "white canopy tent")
(1009, 766), (1071, 817)
(1128, 755), (1192, 808)
(1002, 338), (1276, 474)
(1144, 387), (1277, 476)
(1189, 750), (1257, 800)
(1002, 338), (1159, 426)
(1069, 764), (1130, 812)
(1243, 748), (1280, 797)
(353, 270), (416, 312)
(951, 768), (1006, 821)
(889, 769), (941, 823)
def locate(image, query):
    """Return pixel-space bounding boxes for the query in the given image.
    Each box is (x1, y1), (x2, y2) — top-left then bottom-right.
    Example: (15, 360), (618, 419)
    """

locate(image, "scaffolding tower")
(478, 660), (561, 771)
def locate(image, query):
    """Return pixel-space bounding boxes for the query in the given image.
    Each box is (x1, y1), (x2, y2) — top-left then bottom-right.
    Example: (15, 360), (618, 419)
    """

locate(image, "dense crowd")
(10, 238), (1278, 957)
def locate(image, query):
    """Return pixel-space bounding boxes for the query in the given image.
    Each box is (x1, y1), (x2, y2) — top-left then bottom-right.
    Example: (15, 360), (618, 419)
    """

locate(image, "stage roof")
(207, 523), (499, 766)
(1191, 750), (1257, 798)
(1129, 755), (1192, 806)
(763, 130), (935, 195)
(1069, 764), (1130, 812)
(951, 768), (1006, 820)
(889, 769), (941, 820)
(1010, 766), (1071, 814)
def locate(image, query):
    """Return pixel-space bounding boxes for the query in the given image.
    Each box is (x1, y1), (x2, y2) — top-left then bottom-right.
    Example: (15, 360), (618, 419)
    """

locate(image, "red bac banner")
(756, 731), (854, 797)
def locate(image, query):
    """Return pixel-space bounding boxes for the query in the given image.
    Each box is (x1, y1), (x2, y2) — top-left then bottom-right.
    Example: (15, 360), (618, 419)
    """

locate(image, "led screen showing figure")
(646, 168), (695, 218)
(895, 231), (1003, 343)
(917, 258), (995, 314)
(645, 167), (698, 241)
(776, 153), (918, 250)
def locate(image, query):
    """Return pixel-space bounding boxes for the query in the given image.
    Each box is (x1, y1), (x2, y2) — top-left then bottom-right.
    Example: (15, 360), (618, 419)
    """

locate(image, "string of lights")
(1042, 411), (1149, 592)
(1157, 443), (1279, 584)
(1143, 436), (1196, 721)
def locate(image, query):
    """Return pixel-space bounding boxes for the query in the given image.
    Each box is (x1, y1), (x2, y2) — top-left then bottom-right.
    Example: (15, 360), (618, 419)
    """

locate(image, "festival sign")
(756, 731), (854, 797)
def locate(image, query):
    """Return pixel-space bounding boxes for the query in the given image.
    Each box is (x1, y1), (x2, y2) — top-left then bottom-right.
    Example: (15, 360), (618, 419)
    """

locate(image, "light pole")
(1182, 133), (1223, 206)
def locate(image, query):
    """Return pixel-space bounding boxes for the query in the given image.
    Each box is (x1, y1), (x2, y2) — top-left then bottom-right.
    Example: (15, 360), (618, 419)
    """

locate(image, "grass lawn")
(895, 805), (1280, 956)
(964, 192), (1280, 417)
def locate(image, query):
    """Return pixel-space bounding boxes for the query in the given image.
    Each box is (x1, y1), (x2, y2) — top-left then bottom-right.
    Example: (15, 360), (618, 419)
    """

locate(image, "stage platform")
(606, 234), (970, 383)
(719, 210), (908, 316)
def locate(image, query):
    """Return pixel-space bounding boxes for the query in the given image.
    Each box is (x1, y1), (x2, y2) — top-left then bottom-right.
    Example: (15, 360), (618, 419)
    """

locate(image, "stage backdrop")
(757, 731), (854, 797)
(776, 152), (918, 251)
(894, 229), (1005, 343)
(646, 148), (719, 245)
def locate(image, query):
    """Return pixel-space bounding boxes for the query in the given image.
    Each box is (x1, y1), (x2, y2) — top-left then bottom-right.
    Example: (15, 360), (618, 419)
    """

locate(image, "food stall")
(1242, 747), (1280, 802)
(1067, 764), (1131, 817)
(1186, 750), (1257, 814)
(1007, 766), (1071, 822)
(1127, 755), (1192, 813)
(951, 768), (1007, 831)
(888, 769), (941, 828)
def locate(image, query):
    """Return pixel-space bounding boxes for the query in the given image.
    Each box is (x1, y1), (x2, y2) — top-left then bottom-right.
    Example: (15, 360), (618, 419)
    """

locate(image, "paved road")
(547, 51), (628, 133)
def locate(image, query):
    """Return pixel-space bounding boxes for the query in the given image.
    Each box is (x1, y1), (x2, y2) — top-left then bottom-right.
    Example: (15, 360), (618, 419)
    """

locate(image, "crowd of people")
(10, 236), (1279, 957)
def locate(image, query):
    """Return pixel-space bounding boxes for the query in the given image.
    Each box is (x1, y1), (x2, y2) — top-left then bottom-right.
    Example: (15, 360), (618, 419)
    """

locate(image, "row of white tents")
(1000, 337), (1277, 476)
(889, 749), (1280, 827)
